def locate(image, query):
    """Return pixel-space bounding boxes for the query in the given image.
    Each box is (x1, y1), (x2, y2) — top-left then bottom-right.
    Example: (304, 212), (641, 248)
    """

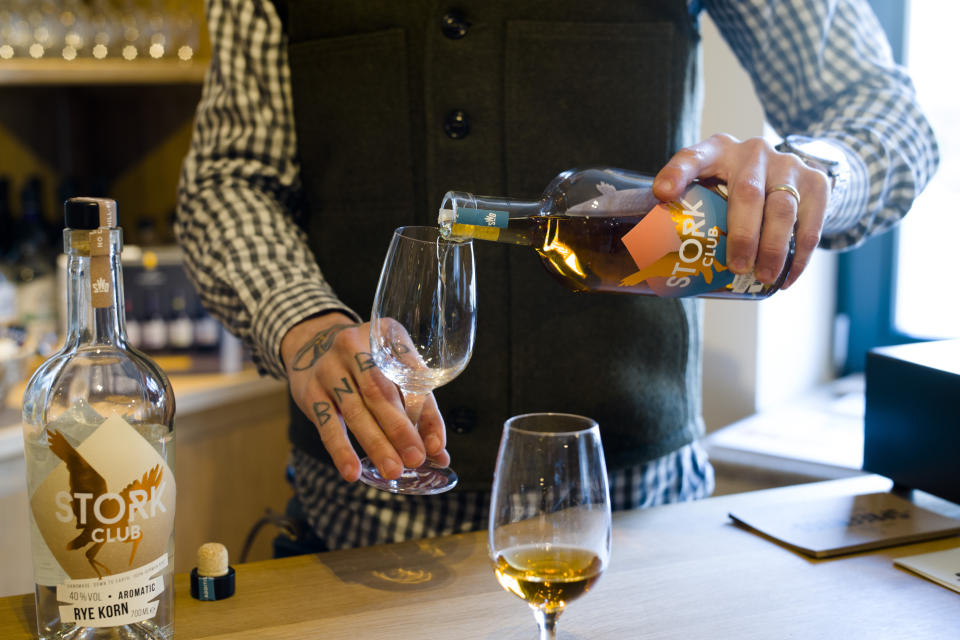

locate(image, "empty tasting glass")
(362, 226), (476, 495)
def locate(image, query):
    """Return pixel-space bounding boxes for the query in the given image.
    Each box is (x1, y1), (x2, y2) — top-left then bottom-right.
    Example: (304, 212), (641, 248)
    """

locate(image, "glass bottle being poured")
(439, 167), (793, 299)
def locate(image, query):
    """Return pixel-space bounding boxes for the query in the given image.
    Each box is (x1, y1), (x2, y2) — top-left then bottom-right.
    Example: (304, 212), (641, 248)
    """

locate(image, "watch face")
(784, 135), (843, 169)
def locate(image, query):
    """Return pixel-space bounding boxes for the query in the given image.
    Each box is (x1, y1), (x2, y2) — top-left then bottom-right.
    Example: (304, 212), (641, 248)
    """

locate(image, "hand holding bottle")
(440, 166), (793, 299)
(281, 312), (449, 483)
(653, 133), (832, 290)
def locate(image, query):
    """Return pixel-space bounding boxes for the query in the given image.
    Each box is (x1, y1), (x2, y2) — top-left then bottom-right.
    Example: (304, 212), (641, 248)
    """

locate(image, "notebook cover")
(729, 492), (960, 558)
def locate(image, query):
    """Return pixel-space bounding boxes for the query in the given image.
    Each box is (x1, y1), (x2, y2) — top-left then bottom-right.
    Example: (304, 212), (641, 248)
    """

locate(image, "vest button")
(449, 406), (477, 434)
(440, 11), (470, 39)
(443, 109), (470, 139)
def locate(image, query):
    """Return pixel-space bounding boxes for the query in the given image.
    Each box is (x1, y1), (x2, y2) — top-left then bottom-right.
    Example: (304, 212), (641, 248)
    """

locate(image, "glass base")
(359, 458), (458, 495)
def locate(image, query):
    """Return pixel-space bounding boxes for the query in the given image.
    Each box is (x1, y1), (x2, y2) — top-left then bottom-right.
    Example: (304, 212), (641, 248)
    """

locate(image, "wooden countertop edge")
(170, 368), (288, 416)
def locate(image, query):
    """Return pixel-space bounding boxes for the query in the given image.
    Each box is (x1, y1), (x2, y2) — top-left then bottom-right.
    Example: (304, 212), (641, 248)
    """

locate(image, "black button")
(449, 406), (476, 434)
(441, 11), (470, 39)
(443, 109), (470, 139)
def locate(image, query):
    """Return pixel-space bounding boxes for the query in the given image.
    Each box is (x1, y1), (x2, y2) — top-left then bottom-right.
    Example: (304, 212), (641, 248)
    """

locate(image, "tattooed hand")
(281, 312), (450, 482)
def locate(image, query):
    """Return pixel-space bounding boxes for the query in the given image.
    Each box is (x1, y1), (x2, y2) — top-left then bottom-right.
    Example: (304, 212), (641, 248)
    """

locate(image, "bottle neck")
(63, 228), (128, 347)
(438, 191), (545, 246)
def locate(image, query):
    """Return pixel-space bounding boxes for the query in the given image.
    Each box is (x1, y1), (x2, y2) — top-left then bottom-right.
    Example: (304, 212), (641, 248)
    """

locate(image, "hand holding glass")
(489, 413), (612, 640)
(362, 226), (476, 495)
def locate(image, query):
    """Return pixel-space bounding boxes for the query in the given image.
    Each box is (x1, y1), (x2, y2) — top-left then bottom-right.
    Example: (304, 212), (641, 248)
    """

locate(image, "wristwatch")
(775, 135), (849, 208)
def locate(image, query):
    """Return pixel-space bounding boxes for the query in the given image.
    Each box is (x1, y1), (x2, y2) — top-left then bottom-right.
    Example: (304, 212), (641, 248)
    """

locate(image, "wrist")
(776, 134), (857, 232)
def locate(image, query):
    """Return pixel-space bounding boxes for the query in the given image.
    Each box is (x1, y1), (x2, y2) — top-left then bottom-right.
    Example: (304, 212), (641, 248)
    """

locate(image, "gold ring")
(767, 183), (800, 206)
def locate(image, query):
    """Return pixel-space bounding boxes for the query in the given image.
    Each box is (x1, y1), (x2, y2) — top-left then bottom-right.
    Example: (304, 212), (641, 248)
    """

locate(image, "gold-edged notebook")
(894, 547), (960, 594)
(729, 492), (960, 558)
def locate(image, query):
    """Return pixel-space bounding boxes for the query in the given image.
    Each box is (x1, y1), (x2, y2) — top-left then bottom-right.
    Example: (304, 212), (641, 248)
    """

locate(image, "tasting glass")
(361, 226), (476, 494)
(489, 413), (612, 640)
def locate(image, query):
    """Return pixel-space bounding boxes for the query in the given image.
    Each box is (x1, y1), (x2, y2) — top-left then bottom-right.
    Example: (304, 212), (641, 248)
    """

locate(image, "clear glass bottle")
(439, 167), (793, 299)
(22, 197), (175, 640)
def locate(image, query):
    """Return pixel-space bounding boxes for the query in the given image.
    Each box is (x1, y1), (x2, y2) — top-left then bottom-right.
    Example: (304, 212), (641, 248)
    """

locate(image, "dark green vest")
(281, 0), (706, 491)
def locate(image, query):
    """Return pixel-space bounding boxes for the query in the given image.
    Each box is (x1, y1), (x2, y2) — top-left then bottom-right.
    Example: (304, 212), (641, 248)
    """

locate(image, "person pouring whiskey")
(176, 0), (937, 552)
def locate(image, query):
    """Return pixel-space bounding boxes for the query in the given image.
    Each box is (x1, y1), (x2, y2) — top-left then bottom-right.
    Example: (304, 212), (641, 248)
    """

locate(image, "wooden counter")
(2, 475), (957, 639)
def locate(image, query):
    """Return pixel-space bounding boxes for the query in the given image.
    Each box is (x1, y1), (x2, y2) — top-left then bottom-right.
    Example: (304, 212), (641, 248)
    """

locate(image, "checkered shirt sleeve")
(704, 0), (939, 250)
(175, 0), (359, 379)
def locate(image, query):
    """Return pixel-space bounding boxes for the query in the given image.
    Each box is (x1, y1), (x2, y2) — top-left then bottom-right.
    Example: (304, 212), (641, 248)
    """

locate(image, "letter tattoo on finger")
(332, 377), (354, 404)
(312, 401), (332, 427)
(355, 351), (376, 371)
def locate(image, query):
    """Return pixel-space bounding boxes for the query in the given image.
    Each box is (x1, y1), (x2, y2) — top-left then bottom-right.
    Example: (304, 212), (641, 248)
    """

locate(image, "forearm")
(175, 0), (359, 378)
(707, 0), (939, 249)
(176, 178), (358, 378)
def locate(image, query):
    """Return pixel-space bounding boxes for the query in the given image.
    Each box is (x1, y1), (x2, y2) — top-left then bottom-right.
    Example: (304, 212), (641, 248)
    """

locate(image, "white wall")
(699, 16), (837, 432)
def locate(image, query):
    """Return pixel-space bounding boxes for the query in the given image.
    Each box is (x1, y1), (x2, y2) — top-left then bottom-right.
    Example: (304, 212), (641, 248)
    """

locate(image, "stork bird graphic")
(47, 430), (164, 579)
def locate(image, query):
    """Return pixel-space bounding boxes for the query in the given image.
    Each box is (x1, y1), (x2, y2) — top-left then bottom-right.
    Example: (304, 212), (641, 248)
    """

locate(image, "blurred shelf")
(0, 58), (209, 86)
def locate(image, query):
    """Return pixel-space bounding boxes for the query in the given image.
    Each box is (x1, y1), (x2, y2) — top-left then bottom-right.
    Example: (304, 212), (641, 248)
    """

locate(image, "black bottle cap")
(64, 197), (117, 229)
(190, 567), (236, 601)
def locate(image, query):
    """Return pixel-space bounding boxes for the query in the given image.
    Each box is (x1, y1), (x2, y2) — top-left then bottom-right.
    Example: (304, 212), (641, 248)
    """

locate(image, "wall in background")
(0, 0), (208, 246)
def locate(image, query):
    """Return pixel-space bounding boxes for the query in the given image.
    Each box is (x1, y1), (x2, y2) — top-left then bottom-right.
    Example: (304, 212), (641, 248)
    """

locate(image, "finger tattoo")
(292, 323), (360, 371)
(332, 376), (354, 404)
(313, 401), (332, 426)
(355, 351), (376, 371)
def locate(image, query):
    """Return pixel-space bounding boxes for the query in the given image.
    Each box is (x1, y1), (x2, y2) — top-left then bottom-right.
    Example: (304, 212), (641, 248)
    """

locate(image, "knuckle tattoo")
(312, 401), (332, 426)
(355, 351), (376, 371)
(332, 376), (355, 404)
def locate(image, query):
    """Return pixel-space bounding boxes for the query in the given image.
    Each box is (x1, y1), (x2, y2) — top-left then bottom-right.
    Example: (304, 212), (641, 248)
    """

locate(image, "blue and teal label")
(621, 184), (764, 297)
(456, 207), (509, 228)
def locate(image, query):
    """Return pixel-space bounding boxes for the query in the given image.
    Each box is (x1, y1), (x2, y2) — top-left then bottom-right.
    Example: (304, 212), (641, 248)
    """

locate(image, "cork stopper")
(190, 541), (236, 600)
(196, 542), (230, 577)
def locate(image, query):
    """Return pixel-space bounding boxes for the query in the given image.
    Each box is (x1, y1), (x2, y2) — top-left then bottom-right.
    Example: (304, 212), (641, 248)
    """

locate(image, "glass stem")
(402, 391), (428, 430)
(533, 609), (560, 640)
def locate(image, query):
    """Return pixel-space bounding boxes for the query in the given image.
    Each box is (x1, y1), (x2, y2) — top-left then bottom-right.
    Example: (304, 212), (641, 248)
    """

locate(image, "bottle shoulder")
(543, 167), (658, 216)
(22, 342), (175, 429)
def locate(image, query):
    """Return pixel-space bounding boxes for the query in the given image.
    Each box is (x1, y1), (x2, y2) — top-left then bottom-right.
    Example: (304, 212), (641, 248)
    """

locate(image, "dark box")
(863, 339), (960, 503)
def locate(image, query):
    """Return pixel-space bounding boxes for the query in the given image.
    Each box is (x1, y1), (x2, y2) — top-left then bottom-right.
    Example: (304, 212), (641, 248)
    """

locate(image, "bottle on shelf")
(140, 289), (168, 352)
(12, 176), (58, 340)
(0, 178), (17, 323)
(0, 176), (14, 260)
(21, 197), (175, 640)
(140, 288), (169, 352)
(439, 167), (794, 299)
(0, 272), (15, 328)
(192, 310), (221, 351)
(167, 289), (194, 351)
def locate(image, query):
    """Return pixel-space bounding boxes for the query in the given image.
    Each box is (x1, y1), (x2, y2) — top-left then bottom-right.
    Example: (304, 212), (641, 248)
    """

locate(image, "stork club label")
(29, 413), (175, 627)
